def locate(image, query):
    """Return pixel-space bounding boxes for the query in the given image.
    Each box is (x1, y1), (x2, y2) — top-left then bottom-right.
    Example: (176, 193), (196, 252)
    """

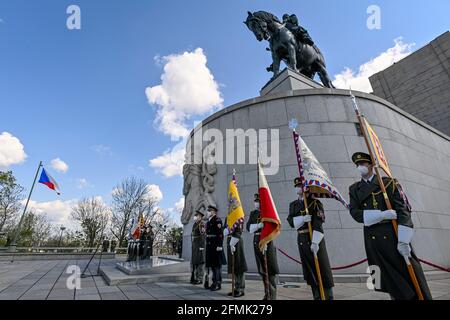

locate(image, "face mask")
(254, 202), (260, 210)
(207, 211), (213, 218)
(193, 216), (199, 222)
(357, 165), (369, 176)
(295, 187), (302, 195)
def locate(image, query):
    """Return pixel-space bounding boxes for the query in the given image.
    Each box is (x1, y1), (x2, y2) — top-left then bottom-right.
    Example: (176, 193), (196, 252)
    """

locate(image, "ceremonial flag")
(363, 117), (392, 178)
(38, 167), (61, 195)
(131, 213), (144, 239)
(292, 128), (348, 208)
(226, 171), (245, 232)
(258, 161), (281, 252)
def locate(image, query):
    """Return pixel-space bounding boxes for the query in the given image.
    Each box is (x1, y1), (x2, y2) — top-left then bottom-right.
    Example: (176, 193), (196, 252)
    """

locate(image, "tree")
(16, 210), (52, 247)
(0, 171), (24, 233)
(110, 177), (149, 246)
(71, 197), (109, 247)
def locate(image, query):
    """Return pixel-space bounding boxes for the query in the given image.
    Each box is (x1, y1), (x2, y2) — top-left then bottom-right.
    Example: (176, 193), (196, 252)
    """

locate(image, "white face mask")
(254, 202), (260, 210)
(193, 216), (199, 222)
(357, 165), (369, 176)
(207, 211), (213, 218)
(295, 187), (302, 195)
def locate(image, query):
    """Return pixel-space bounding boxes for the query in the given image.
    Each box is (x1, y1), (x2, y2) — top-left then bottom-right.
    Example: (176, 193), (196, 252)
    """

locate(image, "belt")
(254, 232), (261, 235)
(297, 229), (309, 234)
(206, 235), (217, 238)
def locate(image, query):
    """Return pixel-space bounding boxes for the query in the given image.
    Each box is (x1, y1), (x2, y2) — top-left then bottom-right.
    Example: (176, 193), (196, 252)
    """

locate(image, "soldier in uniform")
(287, 177), (334, 300)
(224, 216), (248, 297)
(246, 193), (280, 300)
(191, 210), (206, 285)
(205, 205), (226, 291)
(349, 152), (432, 300)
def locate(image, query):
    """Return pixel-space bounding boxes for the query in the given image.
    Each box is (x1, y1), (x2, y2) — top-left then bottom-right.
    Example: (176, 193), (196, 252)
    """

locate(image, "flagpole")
(231, 168), (236, 296)
(350, 91), (424, 300)
(9, 161), (43, 253)
(290, 123), (326, 300)
(257, 150), (271, 300)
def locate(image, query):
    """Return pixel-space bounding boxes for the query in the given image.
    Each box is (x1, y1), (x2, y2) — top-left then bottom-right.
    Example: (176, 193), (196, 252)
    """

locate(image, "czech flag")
(258, 161), (281, 252)
(38, 168), (61, 195)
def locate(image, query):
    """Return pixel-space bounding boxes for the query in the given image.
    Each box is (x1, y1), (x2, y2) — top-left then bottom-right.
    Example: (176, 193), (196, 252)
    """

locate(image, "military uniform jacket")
(205, 215), (226, 268)
(191, 220), (206, 265)
(246, 209), (279, 276)
(224, 217), (248, 274)
(287, 198), (334, 288)
(349, 176), (432, 300)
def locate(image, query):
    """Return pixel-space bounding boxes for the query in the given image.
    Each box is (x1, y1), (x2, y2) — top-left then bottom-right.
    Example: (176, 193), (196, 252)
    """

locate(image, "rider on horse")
(282, 14), (314, 47)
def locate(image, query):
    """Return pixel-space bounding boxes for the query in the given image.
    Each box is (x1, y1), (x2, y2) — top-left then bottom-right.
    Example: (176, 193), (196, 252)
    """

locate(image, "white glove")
(397, 242), (411, 258)
(311, 243), (319, 255)
(230, 245), (236, 254)
(311, 231), (324, 255)
(216, 247), (223, 252)
(257, 222), (264, 229)
(229, 236), (239, 247)
(199, 247), (204, 251)
(249, 223), (259, 234)
(261, 244), (267, 253)
(398, 225), (414, 244)
(293, 216), (305, 229)
(223, 228), (230, 237)
(363, 209), (397, 226)
(381, 209), (397, 220)
(397, 225), (414, 259)
(303, 215), (312, 223)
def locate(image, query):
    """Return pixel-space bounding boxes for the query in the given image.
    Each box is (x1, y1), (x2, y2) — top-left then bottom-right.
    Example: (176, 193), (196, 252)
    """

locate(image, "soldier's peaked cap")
(194, 209), (205, 216)
(351, 152), (372, 165)
(294, 177), (302, 187)
(207, 205), (218, 212)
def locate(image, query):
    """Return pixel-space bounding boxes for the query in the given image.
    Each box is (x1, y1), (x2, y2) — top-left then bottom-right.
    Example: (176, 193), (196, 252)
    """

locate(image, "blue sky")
(1, 0), (449, 228)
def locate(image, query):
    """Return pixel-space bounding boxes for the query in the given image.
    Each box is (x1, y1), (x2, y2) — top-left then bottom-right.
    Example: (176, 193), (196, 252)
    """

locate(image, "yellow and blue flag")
(227, 173), (245, 232)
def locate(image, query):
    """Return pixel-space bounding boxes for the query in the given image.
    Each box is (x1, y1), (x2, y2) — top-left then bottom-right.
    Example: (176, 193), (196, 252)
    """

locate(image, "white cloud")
(175, 197), (184, 212)
(145, 184), (163, 203)
(149, 140), (185, 178)
(91, 144), (112, 156)
(145, 47), (223, 141)
(76, 178), (92, 189)
(50, 158), (69, 173)
(333, 38), (414, 92)
(26, 199), (77, 228)
(0, 132), (27, 168)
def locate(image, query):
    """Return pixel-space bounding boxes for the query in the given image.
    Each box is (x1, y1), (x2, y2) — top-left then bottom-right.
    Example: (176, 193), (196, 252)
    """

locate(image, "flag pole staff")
(350, 90), (424, 300)
(257, 149), (271, 300)
(231, 168), (236, 297)
(290, 120), (325, 300)
(9, 161), (43, 253)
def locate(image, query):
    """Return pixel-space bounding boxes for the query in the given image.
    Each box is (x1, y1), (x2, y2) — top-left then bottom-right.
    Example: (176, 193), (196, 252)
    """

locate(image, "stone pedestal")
(182, 70), (450, 276)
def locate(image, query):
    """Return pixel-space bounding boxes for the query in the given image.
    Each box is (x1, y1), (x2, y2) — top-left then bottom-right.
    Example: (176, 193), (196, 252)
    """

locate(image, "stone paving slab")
(0, 259), (448, 300)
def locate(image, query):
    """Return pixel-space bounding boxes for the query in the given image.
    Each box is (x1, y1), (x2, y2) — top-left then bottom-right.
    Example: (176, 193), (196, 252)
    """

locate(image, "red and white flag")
(258, 161), (281, 252)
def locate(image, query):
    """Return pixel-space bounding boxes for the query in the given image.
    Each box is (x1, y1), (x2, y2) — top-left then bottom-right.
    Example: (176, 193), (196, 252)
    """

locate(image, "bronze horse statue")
(244, 11), (335, 88)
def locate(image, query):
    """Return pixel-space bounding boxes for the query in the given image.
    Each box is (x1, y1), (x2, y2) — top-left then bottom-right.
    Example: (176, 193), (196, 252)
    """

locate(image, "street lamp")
(58, 226), (66, 247)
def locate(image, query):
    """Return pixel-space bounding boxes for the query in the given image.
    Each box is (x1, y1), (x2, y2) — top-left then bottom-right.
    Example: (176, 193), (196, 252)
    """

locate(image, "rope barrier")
(276, 247), (450, 272)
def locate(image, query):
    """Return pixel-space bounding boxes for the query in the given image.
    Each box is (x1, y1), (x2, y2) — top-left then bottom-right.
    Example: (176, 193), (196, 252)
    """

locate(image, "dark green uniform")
(205, 213), (226, 290)
(287, 196), (334, 300)
(349, 175), (432, 300)
(225, 217), (248, 296)
(246, 209), (279, 300)
(191, 219), (206, 284)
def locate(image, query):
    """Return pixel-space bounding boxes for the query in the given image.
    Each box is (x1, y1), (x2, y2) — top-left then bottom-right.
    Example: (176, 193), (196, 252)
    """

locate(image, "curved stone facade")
(182, 88), (450, 275)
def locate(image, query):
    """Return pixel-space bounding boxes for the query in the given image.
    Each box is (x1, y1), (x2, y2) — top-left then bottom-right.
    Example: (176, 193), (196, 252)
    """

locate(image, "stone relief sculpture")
(181, 145), (217, 225)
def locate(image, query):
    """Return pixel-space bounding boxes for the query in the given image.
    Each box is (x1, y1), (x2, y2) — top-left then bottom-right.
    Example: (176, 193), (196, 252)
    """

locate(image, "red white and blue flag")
(38, 168), (61, 195)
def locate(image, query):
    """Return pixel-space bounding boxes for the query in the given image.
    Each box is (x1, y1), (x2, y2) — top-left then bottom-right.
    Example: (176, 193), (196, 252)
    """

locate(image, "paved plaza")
(0, 259), (449, 300)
